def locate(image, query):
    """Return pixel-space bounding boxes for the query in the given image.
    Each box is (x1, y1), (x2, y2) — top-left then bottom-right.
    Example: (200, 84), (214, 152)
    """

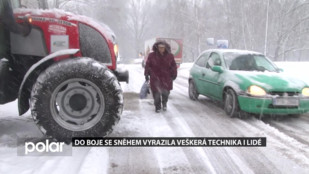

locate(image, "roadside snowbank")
(275, 62), (309, 84)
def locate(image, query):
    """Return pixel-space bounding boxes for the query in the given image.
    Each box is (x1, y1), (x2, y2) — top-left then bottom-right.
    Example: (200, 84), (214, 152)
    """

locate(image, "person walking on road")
(144, 41), (177, 113)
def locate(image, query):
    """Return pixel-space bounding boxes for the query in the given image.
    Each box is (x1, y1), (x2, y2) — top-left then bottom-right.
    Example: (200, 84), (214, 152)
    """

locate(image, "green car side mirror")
(212, 66), (223, 73)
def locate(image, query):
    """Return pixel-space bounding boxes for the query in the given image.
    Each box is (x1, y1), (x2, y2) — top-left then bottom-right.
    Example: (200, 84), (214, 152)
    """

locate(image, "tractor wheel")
(188, 80), (199, 100)
(30, 58), (123, 141)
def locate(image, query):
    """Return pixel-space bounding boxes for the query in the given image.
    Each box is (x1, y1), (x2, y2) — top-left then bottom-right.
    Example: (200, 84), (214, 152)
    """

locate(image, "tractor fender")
(18, 49), (80, 116)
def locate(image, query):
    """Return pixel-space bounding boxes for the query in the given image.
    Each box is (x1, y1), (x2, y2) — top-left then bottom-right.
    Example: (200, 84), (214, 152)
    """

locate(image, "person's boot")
(162, 103), (167, 111)
(155, 104), (161, 113)
(155, 107), (161, 113)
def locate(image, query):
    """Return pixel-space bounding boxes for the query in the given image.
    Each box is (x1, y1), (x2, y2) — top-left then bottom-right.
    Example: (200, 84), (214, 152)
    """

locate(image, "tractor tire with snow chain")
(30, 58), (123, 142)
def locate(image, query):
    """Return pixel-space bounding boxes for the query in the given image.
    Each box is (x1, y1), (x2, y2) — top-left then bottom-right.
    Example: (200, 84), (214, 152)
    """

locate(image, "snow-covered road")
(1, 63), (309, 174)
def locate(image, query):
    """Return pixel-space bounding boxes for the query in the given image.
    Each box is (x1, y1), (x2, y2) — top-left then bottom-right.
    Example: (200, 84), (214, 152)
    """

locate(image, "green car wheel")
(189, 80), (199, 100)
(224, 89), (239, 118)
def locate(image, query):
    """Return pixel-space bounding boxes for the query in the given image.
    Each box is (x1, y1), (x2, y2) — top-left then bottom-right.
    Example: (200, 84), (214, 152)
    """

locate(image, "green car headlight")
(302, 88), (309, 97)
(248, 85), (267, 96)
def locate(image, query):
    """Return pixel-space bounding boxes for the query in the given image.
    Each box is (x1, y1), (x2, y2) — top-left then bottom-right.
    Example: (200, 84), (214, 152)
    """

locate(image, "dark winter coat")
(144, 41), (177, 92)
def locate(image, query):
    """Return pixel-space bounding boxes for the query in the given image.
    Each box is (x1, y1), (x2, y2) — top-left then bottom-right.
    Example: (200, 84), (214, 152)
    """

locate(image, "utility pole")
(264, 0), (270, 55)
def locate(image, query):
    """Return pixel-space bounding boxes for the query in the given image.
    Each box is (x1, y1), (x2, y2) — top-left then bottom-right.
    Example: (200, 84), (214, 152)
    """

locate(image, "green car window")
(195, 52), (209, 67)
(224, 52), (277, 72)
(254, 55), (277, 72)
(207, 52), (221, 68)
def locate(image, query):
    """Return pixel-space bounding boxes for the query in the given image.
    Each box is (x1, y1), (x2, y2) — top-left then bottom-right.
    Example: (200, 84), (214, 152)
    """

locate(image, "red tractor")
(0, 0), (128, 141)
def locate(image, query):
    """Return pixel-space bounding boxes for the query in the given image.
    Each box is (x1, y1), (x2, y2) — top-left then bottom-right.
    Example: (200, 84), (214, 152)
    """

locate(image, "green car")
(188, 49), (309, 117)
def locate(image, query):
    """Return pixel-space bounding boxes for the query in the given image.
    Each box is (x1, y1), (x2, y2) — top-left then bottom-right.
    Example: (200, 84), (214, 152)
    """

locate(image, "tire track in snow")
(240, 119), (309, 167)
(0, 146), (92, 174)
(107, 92), (161, 174)
(162, 104), (251, 174)
(142, 102), (196, 174)
(78, 148), (109, 174)
(165, 93), (272, 173)
(261, 115), (309, 145)
(264, 119), (309, 145)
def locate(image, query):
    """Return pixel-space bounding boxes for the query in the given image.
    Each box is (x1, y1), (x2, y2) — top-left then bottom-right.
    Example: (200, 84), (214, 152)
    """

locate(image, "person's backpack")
(139, 81), (150, 99)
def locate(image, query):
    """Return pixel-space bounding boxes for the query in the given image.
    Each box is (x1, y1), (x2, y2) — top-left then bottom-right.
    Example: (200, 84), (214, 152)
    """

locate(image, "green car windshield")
(224, 52), (277, 72)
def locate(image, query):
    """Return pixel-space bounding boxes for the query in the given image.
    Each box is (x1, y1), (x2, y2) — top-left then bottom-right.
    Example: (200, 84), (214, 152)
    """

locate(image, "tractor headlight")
(28, 17), (32, 23)
(114, 44), (118, 57)
(24, 14), (32, 23)
(302, 88), (309, 97)
(248, 85), (267, 96)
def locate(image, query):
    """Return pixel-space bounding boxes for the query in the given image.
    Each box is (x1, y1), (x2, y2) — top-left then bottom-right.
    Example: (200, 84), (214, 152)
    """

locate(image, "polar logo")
(25, 139), (65, 155)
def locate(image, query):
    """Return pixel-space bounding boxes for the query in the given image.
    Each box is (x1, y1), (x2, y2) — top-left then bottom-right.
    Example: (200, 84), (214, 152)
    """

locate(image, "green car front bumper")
(238, 95), (309, 115)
